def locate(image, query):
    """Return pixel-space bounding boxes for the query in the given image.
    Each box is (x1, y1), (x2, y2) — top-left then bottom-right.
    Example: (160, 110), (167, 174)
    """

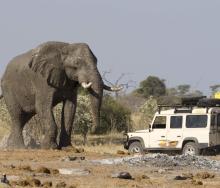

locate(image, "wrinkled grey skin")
(1, 41), (118, 149)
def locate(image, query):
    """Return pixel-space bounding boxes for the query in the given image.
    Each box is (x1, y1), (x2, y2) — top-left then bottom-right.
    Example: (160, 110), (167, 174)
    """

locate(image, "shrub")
(97, 95), (132, 134)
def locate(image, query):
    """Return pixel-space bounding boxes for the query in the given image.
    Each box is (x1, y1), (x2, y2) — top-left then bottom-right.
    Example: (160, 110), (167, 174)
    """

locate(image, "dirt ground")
(0, 147), (220, 188)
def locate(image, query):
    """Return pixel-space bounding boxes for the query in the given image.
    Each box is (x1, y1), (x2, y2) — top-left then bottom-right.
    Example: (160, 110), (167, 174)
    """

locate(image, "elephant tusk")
(81, 82), (92, 89)
(111, 85), (124, 91)
(103, 84), (123, 92)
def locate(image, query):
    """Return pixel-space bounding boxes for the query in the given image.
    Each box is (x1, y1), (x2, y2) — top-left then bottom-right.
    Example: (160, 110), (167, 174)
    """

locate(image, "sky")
(0, 0), (220, 96)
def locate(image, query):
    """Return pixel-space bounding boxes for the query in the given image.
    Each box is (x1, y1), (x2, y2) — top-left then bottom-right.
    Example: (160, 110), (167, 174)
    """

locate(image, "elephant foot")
(59, 136), (72, 149)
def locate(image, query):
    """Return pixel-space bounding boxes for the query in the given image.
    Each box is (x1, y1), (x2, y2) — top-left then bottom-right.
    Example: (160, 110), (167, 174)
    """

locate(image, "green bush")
(96, 95), (131, 134)
(73, 94), (92, 141)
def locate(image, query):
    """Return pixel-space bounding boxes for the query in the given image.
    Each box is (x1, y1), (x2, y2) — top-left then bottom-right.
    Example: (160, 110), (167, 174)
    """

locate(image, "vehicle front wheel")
(182, 142), (199, 155)
(128, 141), (144, 154)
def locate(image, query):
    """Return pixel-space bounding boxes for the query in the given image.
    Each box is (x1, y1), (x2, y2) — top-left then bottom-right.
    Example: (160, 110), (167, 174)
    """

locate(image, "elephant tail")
(0, 94), (3, 99)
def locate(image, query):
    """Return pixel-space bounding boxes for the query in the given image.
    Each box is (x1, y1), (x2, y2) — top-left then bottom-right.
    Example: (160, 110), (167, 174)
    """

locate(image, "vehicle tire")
(128, 141), (144, 154)
(182, 142), (199, 155)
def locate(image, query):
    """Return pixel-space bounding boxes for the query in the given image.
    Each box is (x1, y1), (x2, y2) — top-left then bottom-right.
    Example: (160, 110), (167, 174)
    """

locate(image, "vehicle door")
(149, 115), (167, 148)
(166, 115), (183, 149)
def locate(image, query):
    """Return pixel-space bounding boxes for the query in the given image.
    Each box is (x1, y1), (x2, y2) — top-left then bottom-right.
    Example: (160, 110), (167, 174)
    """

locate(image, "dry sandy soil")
(0, 146), (220, 188)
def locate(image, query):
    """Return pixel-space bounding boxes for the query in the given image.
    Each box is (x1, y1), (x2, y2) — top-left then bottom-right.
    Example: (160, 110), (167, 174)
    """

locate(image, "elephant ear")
(29, 42), (68, 88)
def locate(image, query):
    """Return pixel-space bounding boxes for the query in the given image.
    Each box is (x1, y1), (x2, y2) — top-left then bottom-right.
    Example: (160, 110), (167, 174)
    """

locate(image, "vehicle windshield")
(152, 116), (166, 129)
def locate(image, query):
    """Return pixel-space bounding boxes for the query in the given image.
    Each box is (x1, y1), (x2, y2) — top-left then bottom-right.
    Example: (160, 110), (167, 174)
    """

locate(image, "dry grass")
(83, 144), (126, 155)
(73, 132), (124, 146)
(73, 133), (127, 155)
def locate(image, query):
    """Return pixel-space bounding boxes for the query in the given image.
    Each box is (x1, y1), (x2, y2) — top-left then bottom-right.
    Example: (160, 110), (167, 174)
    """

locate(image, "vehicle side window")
(186, 115), (207, 128)
(170, 116), (182, 129)
(152, 116), (166, 129)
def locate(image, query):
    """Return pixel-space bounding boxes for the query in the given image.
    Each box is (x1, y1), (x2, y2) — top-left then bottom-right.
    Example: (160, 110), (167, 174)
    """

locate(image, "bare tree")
(102, 71), (136, 98)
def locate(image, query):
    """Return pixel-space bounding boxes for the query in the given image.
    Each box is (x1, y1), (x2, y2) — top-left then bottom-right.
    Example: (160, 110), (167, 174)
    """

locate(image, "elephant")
(1, 41), (122, 149)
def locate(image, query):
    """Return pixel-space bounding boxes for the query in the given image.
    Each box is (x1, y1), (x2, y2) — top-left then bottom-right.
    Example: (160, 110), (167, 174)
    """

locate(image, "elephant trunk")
(87, 71), (103, 133)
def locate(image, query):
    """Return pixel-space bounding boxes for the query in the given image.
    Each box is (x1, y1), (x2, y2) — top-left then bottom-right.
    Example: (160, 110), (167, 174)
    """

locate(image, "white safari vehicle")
(124, 97), (220, 155)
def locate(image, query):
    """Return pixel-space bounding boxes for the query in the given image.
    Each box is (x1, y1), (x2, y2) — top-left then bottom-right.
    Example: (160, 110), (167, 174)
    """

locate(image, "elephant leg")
(7, 116), (25, 149)
(59, 92), (77, 148)
(36, 95), (58, 149)
(6, 107), (25, 148)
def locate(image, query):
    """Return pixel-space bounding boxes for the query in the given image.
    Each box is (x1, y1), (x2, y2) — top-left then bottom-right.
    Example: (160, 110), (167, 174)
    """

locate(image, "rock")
(117, 150), (126, 155)
(42, 181), (52, 187)
(13, 179), (29, 186)
(141, 175), (150, 179)
(34, 173), (50, 177)
(36, 167), (50, 174)
(92, 153), (220, 171)
(191, 179), (203, 185)
(158, 169), (166, 174)
(50, 169), (59, 175)
(58, 168), (90, 176)
(174, 176), (187, 180)
(56, 181), (66, 188)
(27, 178), (41, 187)
(61, 156), (85, 162)
(91, 157), (125, 165)
(195, 172), (215, 179)
(111, 172), (133, 179)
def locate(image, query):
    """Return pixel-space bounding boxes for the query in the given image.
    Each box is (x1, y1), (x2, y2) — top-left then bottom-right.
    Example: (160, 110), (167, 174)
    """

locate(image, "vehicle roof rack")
(157, 104), (193, 114)
(181, 96), (206, 106)
(197, 98), (220, 107)
(157, 96), (220, 114)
